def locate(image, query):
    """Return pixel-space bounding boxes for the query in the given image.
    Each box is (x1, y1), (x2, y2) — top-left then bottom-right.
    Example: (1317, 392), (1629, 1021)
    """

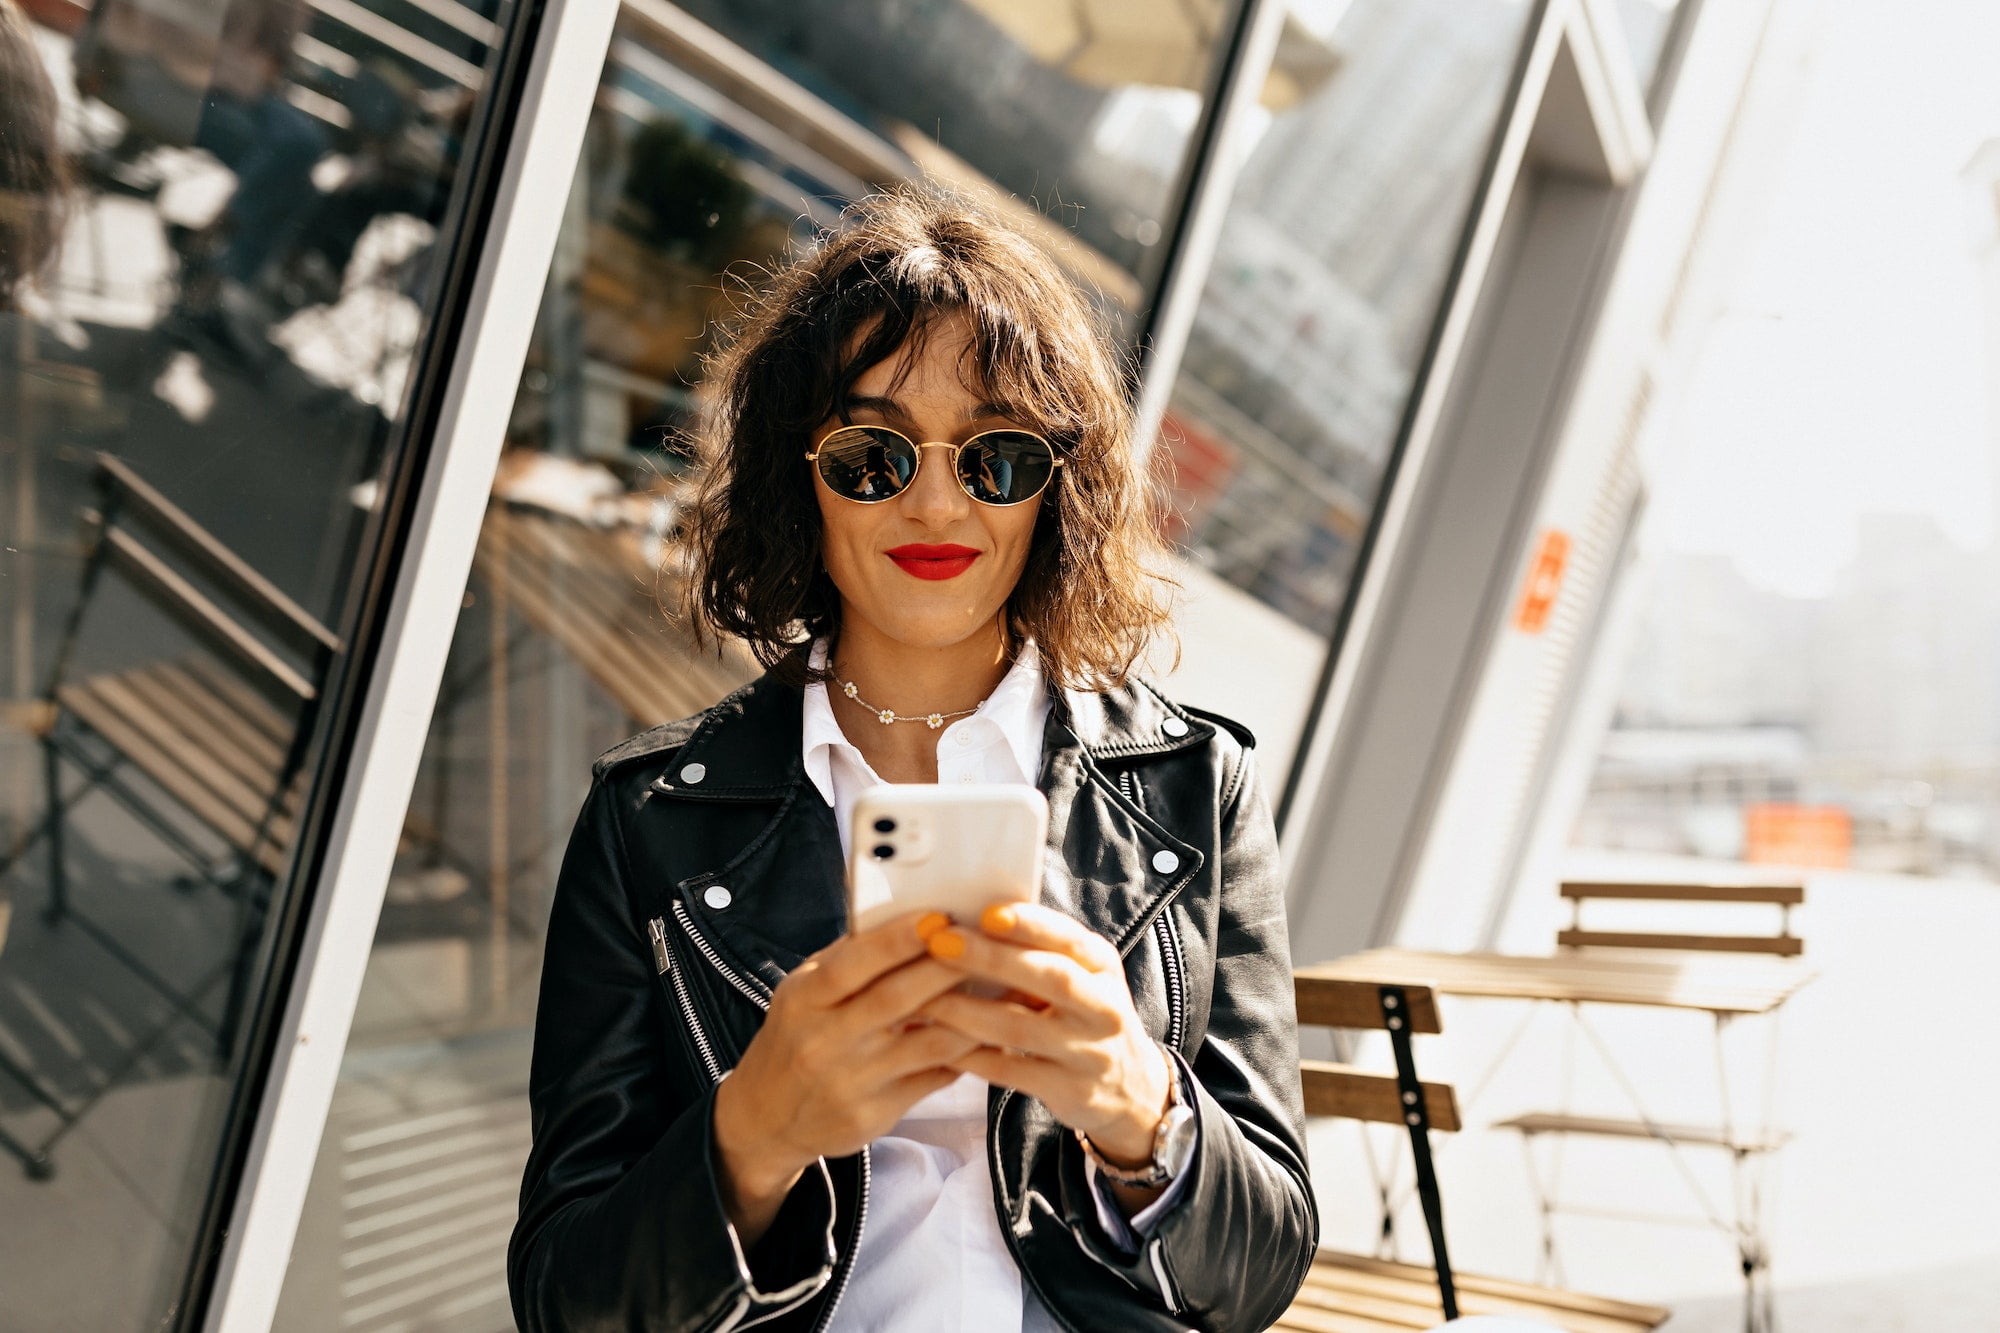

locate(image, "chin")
(871, 610), (999, 651)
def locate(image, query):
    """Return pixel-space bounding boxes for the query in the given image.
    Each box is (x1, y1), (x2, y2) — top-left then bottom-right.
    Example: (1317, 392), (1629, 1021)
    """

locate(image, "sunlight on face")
(812, 313), (1043, 653)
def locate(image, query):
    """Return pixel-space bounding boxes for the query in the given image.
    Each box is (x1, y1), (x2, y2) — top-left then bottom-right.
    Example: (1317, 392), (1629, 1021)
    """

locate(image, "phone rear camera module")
(871, 843), (896, 860)
(872, 817), (896, 834)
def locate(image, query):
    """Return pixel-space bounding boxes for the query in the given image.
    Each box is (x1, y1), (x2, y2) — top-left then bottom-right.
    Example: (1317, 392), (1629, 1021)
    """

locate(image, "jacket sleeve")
(1062, 744), (1319, 1330)
(507, 776), (837, 1332)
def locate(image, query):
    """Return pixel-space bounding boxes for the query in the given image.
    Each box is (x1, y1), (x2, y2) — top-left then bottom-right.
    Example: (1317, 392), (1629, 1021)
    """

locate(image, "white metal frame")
(200, 0), (622, 1326)
(1277, 0), (1583, 891)
(1128, 0), (1290, 458)
(1274, 0), (1743, 961)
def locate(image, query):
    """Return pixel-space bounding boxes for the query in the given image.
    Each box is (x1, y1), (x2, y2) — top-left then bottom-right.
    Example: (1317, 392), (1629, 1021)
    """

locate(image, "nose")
(897, 441), (971, 528)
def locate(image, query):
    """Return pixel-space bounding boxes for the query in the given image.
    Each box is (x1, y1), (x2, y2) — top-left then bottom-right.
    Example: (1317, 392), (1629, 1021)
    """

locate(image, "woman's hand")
(919, 902), (1175, 1208)
(711, 910), (982, 1245)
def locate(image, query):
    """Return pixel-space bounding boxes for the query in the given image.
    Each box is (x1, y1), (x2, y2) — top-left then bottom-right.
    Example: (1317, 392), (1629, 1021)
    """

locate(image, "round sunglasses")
(806, 424), (1063, 507)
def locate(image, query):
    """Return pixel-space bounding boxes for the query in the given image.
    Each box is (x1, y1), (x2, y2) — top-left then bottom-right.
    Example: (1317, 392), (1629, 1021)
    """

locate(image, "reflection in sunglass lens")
(816, 427), (917, 501)
(959, 430), (1056, 505)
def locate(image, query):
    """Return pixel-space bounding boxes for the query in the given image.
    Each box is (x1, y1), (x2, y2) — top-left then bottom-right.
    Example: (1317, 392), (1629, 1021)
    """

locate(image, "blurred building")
(0, 0), (1791, 1327)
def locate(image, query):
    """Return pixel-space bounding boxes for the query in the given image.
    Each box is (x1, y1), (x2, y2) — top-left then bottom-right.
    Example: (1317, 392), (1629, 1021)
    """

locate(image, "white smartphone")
(846, 784), (1049, 933)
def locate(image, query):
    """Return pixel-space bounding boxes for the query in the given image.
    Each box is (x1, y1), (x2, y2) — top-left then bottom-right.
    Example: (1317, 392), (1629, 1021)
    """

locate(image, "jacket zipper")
(807, 1143), (868, 1333)
(651, 917), (725, 1084)
(656, 905), (862, 1331)
(672, 899), (772, 1009)
(1154, 913), (1187, 1054)
(1116, 769), (1187, 1055)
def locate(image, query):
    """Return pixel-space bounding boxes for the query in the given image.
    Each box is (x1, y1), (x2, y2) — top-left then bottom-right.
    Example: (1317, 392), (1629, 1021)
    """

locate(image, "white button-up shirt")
(800, 641), (1188, 1330)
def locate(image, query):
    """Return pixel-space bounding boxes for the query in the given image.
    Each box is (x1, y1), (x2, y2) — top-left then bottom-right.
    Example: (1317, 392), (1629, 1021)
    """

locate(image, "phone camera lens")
(871, 843), (896, 860)
(873, 817), (896, 834)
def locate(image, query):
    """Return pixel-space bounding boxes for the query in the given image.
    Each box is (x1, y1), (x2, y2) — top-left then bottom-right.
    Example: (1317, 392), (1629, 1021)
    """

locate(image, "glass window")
(269, 3), (1244, 1326)
(1614, 0), (1682, 94)
(665, 0), (1248, 335)
(0, 0), (519, 1325)
(1148, 0), (1536, 778)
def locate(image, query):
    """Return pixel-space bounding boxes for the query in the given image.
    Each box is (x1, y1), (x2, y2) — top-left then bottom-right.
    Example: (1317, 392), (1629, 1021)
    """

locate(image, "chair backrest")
(55, 453), (339, 715)
(1557, 878), (1805, 957)
(1296, 976), (1461, 1131)
(1293, 974), (1463, 1320)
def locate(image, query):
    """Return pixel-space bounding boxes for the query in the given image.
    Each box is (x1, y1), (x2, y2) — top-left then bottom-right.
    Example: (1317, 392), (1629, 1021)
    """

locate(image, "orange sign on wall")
(1744, 803), (1852, 869)
(1514, 529), (1571, 633)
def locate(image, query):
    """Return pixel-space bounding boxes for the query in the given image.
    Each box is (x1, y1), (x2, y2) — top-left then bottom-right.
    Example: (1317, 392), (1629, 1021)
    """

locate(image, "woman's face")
(813, 313), (1043, 654)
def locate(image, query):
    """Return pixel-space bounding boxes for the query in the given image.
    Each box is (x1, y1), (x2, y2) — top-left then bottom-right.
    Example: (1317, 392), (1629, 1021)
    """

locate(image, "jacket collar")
(650, 666), (1211, 971)
(649, 666), (1215, 803)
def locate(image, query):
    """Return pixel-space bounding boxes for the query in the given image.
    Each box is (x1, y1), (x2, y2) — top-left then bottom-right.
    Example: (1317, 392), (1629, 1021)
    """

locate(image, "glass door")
(0, 0), (534, 1324)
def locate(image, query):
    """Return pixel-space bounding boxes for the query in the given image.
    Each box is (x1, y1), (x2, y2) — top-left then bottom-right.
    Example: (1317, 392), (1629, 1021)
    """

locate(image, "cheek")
(814, 489), (861, 584)
(990, 505), (1043, 579)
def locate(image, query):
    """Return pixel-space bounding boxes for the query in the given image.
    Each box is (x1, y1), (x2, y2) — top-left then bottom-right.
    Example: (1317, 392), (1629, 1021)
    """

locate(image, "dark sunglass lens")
(817, 427), (916, 501)
(960, 431), (1055, 505)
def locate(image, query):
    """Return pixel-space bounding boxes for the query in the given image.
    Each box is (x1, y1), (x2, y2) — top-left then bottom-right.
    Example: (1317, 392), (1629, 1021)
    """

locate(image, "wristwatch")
(1079, 1051), (1198, 1188)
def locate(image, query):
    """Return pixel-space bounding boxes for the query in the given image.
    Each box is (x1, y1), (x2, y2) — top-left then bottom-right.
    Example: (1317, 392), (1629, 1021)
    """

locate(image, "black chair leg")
(42, 739), (67, 925)
(1380, 984), (1459, 1323)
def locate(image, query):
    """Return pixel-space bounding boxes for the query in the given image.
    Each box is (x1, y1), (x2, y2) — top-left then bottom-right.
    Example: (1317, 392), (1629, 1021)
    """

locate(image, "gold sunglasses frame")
(805, 424), (1063, 507)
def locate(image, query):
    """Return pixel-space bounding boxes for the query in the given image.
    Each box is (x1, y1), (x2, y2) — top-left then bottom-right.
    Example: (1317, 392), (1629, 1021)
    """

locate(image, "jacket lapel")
(645, 668), (1215, 978)
(1037, 683), (1210, 956)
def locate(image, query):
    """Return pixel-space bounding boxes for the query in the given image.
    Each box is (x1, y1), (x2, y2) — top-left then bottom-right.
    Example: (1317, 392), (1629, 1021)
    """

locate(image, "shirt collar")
(800, 639), (1049, 803)
(801, 640), (852, 805)
(969, 641), (1048, 785)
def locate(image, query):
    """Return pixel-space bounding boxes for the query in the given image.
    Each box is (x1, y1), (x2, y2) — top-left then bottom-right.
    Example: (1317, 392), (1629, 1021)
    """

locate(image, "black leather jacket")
(508, 671), (1317, 1332)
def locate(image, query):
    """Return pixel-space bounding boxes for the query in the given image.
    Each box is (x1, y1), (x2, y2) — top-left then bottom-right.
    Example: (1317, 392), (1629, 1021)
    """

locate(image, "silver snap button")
(703, 884), (732, 910)
(680, 762), (707, 784)
(1152, 849), (1180, 875)
(1161, 717), (1189, 737)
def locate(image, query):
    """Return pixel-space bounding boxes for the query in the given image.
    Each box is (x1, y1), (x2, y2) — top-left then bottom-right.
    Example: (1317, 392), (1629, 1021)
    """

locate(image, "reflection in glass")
(271, 3), (1243, 1327)
(1614, 0), (1682, 94)
(0, 0), (507, 1324)
(1150, 0), (1535, 770)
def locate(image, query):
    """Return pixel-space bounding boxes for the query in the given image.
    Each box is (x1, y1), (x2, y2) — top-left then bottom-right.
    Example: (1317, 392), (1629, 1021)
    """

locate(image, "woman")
(508, 188), (1317, 1332)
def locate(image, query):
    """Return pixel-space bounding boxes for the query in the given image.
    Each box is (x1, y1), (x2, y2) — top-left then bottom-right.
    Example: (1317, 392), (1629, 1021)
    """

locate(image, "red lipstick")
(886, 543), (980, 580)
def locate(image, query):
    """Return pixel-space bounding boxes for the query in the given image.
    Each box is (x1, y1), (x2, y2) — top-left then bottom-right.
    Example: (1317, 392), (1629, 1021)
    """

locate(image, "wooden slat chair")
(1486, 877), (1808, 1332)
(1280, 977), (1669, 1333)
(470, 503), (758, 728)
(1555, 878), (1806, 958)
(0, 453), (338, 1179)
(1510, 874), (1808, 1161)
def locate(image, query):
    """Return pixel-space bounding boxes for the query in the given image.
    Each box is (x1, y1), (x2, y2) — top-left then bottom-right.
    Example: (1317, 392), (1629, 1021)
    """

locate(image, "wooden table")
(1296, 947), (1816, 1018)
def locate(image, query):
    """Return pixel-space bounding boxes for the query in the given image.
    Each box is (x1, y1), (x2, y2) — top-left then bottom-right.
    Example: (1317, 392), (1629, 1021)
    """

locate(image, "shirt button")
(1152, 850), (1180, 875)
(1161, 717), (1189, 737)
(958, 773), (975, 784)
(954, 730), (976, 746)
(679, 762), (707, 785)
(703, 884), (732, 910)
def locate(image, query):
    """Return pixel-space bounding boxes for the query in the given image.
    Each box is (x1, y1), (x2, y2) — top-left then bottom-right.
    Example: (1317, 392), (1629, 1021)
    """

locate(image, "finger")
(927, 927), (1096, 1015)
(880, 1064), (964, 1107)
(949, 1046), (1069, 1106)
(868, 1018), (984, 1082)
(798, 910), (943, 1004)
(835, 957), (967, 1032)
(977, 902), (1120, 974)
(921, 989), (1067, 1059)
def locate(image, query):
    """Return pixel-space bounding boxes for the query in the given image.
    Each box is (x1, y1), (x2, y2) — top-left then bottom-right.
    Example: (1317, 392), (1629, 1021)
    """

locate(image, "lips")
(886, 543), (981, 580)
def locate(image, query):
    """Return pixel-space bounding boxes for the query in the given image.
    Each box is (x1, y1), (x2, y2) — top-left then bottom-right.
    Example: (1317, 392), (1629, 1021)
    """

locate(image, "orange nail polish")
(929, 929), (967, 960)
(981, 903), (1017, 934)
(916, 912), (951, 941)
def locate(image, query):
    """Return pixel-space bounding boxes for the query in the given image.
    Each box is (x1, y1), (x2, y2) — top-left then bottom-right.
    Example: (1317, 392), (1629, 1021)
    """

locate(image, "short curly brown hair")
(678, 184), (1174, 691)
(0, 0), (66, 310)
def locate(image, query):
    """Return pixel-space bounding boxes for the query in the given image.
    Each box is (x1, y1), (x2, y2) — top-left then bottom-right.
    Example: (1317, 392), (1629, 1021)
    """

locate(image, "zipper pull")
(647, 917), (670, 975)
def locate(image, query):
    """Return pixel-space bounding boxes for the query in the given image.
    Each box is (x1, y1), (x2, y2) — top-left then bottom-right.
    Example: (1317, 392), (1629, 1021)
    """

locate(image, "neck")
(827, 614), (1013, 782)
